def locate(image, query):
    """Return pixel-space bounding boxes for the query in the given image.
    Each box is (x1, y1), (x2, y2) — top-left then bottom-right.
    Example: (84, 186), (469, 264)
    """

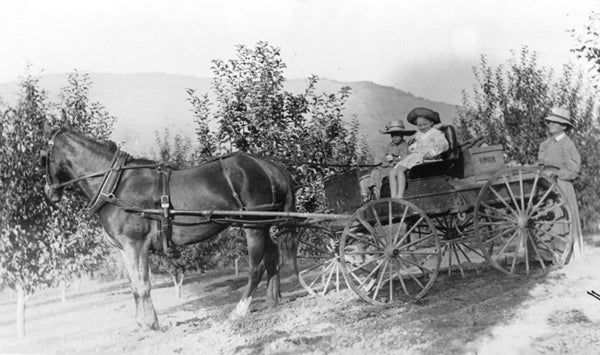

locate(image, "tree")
(571, 11), (600, 88)
(458, 47), (600, 232)
(183, 42), (369, 271)
(46, 71), (115, 300)
(196, 42), (367, 213)
(0, 72), (53, 339)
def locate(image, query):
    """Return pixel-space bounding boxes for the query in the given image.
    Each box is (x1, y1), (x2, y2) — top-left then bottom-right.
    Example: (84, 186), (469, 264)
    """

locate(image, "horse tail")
(277, 169), (298, 267)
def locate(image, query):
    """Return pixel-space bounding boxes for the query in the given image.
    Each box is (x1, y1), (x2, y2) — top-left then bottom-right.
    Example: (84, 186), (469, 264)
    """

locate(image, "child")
(360, 120), (415, 201)
(389, 107), (449, 198)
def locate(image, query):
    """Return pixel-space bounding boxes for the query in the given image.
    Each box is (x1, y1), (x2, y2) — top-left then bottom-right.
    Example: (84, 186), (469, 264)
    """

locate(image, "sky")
(0, 0), (598, 104)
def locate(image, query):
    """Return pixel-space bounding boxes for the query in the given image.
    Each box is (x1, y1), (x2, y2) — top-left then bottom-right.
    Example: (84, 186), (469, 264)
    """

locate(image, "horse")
(41, 123), (296, 330)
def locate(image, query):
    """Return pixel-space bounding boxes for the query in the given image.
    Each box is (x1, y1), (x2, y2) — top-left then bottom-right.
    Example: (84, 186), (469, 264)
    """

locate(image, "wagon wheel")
(339, 198), (441, 305)
(474, 167), (573, 276)
(432, 212), (487, 278)
(293, 226), (349, 295)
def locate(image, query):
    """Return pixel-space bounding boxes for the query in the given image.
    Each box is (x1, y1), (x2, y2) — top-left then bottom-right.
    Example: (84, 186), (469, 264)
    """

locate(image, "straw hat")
(380, 120), (416, 135)
(407, 107), (441, 125)
(544, 107), (575, 128)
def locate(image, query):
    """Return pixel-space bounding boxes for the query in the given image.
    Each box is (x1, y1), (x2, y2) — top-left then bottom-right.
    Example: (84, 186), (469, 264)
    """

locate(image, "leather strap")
(220, 158), (245, 210)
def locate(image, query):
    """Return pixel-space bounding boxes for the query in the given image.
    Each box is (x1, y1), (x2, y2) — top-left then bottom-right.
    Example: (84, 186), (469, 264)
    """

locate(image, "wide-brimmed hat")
(544, 107), (575, 128)
(407, 107), (441, 125)
(380, 120), (416, 135)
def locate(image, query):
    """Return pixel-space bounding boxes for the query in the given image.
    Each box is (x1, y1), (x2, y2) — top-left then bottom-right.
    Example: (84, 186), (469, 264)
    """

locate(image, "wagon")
(123, 125), (574, 306)
(292, 124), (574, 305)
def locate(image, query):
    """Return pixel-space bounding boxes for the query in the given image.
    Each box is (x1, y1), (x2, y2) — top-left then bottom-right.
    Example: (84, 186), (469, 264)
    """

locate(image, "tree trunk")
(16, 283), (25, 339)
(235, 256), (240, 276)
(61, 282), (67, 303)
(171, 273), (185, 299)
(74, 278), (79, 294)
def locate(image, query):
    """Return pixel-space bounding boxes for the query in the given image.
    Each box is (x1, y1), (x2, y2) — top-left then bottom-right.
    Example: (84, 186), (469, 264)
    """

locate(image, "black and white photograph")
(1, 0), (600, 353)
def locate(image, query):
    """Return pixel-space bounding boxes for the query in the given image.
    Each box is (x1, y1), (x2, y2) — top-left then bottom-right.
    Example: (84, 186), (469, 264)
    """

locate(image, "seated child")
(389, 107), (449, 198)
(359, 120), (415, 201)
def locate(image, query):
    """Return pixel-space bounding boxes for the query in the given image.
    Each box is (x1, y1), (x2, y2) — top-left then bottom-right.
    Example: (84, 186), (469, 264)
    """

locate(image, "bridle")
(41, 128), (158, 211)
(41, 129), (127, 208)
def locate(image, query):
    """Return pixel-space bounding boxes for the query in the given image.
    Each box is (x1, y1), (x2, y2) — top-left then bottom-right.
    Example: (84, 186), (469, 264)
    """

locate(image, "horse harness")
(43, 133), (279, 251)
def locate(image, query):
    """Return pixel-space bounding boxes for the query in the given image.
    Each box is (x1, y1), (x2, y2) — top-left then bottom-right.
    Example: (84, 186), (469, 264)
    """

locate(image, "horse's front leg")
(120, 237), (159, 330)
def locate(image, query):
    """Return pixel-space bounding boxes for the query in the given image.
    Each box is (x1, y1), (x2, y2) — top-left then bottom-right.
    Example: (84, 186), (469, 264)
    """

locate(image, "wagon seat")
(379, 124), (463, 198)
(407, 124), (462, 179)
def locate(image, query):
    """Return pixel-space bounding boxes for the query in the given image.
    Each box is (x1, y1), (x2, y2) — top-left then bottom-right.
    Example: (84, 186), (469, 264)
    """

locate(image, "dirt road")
(2, 237), (600, 354)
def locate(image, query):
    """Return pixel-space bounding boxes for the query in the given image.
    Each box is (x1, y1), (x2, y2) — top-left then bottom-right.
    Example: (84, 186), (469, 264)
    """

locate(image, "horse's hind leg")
(231, 227), (267, 319)
(120, 237), (159, 330)
(264, 231), (281, 307)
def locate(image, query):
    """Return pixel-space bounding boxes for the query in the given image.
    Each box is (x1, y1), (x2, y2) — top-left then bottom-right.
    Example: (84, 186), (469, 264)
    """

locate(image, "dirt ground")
(2, 236), (600, 354)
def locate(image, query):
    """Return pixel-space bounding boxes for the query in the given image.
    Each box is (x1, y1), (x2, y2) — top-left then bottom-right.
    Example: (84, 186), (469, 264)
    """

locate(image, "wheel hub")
(517, 214), (529, 228)
(384, 246), (399, 258)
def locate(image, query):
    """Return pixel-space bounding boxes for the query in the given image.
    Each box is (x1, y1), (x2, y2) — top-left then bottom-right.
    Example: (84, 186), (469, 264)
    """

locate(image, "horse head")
(42, 122), (70, 204)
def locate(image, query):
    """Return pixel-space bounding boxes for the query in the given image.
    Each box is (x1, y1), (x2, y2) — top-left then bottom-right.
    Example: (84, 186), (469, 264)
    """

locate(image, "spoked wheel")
(432, 212), (487, 278)
(293, 226), (349, 295)
(474, 167), (573, 276)
(340, 198), (441, 305)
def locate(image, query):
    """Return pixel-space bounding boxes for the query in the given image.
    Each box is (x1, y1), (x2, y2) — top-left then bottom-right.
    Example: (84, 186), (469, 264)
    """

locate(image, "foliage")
(44, 71), (114, 288)
(458, 46), (600, 232)
(571, 11), (600, 88)
(0, 73), (54, 293)
(188, 41), (369, 214)
(0, 70), (116, 296)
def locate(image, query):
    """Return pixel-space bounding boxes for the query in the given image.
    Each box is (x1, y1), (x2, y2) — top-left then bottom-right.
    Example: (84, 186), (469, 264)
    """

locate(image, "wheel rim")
(340, 198), (441, 305)
(294, 226), (349, 295)
(474, 167), (573, 276)
(433, 212), (487, 278)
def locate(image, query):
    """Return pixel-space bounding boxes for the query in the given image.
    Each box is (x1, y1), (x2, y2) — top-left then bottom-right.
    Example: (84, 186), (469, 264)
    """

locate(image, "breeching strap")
(219, 158), (246, 210)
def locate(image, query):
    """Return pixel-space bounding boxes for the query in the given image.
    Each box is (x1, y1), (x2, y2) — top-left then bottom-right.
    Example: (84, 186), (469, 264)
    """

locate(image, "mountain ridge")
(0, 73), (458, 158)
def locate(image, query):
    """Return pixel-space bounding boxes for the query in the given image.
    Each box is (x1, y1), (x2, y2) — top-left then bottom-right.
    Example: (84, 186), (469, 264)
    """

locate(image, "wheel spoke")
(398, 255), (435, 275)
(530, 225), (570, 243)
(321, 261), (336, 295)
(481, 203), (515, 220)
(355, 260), (385, 288)
(495, 229), (520, 260)
(394, 216), (425, 248)
(488, 184), (519, 216)
(348, 255), (382, 273)
(346, 231), (379, 249)
(452, 244), (466, 277)
(397, 261), (426, 290)
(396, 232), (436, 251)
(456, 243), (475, 263)
(529, 201), (568, 221)
(357, 213), (380, 245)
(371, 261), (389, 301)
(305, 261), (334, 290)
(528, 181), (558, 215)
(510, 230), (523, 273)
(519, 170), (525, 212)
(480, 225), (518, 245)
(393, 205), (411, 246)
(461, 242), (485, 259)
(502, 174), (522, 214)
(370, 204), (383, 228)
(526, 170), (541, 213)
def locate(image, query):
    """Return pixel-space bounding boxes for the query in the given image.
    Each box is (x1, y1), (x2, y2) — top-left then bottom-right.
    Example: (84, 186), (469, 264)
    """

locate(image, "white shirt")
(409, 128), (449, 158)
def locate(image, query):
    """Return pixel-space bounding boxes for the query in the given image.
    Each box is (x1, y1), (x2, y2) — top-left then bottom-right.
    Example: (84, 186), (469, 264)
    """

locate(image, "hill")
(0, 73), (458, 158)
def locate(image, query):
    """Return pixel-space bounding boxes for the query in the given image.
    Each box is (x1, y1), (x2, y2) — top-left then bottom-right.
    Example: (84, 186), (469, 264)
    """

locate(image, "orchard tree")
(0, 73), (53, 339)
(571, 11), (600, 88)
(46, 71), (115, 300)
(192, 42), (368, 213)
(458, 47), (600, 232)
